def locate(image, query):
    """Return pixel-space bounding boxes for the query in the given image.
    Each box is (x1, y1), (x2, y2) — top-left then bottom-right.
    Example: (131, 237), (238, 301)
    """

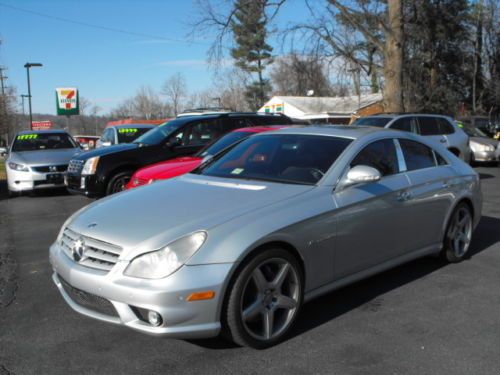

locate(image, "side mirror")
(338, 165), (381, 190)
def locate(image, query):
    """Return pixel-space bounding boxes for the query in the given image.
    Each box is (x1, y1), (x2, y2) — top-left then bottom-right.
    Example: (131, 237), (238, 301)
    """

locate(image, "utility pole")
(24, 62), (43, 130)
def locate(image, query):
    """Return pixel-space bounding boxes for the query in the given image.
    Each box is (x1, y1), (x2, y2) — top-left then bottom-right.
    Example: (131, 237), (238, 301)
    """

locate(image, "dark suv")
(66, 113), (293, 197)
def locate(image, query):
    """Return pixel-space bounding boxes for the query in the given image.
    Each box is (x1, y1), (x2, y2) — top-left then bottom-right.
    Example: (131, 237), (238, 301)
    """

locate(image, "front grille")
(60, 228), (122, 272)
(67, 159), (84, 174)
(59, 275), (117, 317)
(32, 164), (68, 172)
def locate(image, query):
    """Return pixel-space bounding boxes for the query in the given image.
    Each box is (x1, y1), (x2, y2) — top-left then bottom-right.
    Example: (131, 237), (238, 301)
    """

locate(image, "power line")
(0, 2), (212, 47)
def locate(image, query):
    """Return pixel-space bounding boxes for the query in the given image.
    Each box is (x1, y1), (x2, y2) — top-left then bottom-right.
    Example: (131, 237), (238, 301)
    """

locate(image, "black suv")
(66, 113), (293, 198)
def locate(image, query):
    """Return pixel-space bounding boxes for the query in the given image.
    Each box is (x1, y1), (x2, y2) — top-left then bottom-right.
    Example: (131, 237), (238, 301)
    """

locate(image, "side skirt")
(304, 244), (441, 303)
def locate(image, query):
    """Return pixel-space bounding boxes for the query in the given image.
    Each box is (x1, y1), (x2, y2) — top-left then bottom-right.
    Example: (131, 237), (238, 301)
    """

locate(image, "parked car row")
(2, 111), (487, 348)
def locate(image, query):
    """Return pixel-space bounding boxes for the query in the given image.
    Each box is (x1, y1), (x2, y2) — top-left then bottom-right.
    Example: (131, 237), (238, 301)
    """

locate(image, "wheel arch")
(217, 239), (306, 328)
(448, 147), (460, 157)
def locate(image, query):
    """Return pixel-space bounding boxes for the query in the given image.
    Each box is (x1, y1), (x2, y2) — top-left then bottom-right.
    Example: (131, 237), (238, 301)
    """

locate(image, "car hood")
(134, 156), (202, 180)
(68, 174), (313, 260)
(9, 148), (80, 166)
(470, 136), (498, 147)
(74, 143), (138, 160)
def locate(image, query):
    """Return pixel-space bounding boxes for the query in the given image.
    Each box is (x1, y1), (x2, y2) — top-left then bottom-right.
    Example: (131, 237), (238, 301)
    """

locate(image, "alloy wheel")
(447, 206), (472, 258)
(240, 258), (300, 341)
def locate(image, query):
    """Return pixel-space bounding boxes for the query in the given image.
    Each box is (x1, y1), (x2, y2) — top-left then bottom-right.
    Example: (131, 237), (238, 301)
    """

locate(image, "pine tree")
(230, 0), (273, 110)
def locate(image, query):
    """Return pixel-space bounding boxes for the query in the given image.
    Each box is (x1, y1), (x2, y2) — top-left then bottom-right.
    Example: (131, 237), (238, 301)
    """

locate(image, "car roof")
(364, 113), (452, 119)
(16, 130), (69, 135)
(254, 125), (395, 139)
(113, 124), (156, 129)
(233, 125), (292, 133)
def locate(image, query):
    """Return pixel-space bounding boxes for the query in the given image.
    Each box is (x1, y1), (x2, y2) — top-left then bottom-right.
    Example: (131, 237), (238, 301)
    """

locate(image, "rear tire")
(106, 171), (133, 196)
(441, 203), (473, 263)
(224, 248), (303, 349)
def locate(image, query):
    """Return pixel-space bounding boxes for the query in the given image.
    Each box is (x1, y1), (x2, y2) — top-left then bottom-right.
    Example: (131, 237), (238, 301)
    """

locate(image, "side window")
(178, 119), (222, 147)
(101, 129), (111, 143)
(435, 151), (448, 166)
(417, 117), (441, 136)
(391, 117), (414, 132)
(399, 139), (436, 171)
(437, 118), (455, 134)
(229, 117), (252, 130)
(350, 139), (399, 176)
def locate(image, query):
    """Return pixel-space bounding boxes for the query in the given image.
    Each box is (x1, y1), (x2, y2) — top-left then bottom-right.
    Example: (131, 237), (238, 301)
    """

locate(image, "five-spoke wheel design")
(443, 203), (473, 262)
(225, 249), (303, 348)
(240, 258), (300, 341)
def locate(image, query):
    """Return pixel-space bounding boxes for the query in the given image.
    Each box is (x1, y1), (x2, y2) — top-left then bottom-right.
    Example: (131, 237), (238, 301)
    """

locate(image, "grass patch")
(0, 161), (6, 181)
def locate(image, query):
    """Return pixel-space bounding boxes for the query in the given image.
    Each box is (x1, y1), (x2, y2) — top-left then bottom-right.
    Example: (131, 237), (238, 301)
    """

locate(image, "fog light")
(80, 177), (86, 189)
(147, 310), (162, 327)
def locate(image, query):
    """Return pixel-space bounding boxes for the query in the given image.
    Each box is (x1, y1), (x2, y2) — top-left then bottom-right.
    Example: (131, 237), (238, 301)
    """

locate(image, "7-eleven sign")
(56, 87), (79, 116)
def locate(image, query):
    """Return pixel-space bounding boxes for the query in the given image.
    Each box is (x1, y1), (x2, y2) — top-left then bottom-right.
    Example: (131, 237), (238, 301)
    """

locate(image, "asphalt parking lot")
(1, 166), (499, 375)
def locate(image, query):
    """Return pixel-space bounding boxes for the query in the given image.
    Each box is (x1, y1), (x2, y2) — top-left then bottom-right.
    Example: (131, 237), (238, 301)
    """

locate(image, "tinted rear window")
(352, 117), (392, 127)
(116, 127), (154, 143)
(417, 117), (441, 135)
(399, 139), (436, 171)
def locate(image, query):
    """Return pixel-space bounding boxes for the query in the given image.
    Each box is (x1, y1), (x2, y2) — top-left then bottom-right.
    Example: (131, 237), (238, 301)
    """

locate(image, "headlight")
(477, 144), (495, 152)
(8, 162), (29, 171)
(124, 232), (207, 279)
(81, 156), (100, 175)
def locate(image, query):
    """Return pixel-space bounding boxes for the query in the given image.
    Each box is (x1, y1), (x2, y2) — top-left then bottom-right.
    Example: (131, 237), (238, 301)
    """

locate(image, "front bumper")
(472, 150), (498, 163)
(49, 242), (232, 338)
(7, 167), (66, 192)
(66, 173), (104, 198)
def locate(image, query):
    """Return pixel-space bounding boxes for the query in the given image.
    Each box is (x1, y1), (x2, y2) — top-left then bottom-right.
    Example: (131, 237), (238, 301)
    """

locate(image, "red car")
(126, 126), (288, 189)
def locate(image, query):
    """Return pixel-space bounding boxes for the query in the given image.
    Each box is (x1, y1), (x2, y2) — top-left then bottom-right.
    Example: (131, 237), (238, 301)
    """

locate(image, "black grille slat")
(32, 165), (68, 172)
(59, 276), (117, 317)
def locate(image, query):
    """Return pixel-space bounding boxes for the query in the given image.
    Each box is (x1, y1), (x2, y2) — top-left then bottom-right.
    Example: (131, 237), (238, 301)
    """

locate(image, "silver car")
(6, 130), (80, 196)
(50, 126), (482, 348)
(353, 114), (471, 162)
(462, 126), (498, 164)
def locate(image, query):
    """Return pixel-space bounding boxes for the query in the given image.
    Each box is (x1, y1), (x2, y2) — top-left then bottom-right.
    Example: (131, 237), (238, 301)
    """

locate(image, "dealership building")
(258, 93), (383, 124)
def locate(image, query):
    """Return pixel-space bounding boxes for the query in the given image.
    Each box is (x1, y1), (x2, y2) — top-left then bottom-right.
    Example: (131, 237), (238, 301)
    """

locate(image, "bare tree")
(270, 54), (333, 96)
(109, 86), (170, 120)
(162, 73), (187, 116)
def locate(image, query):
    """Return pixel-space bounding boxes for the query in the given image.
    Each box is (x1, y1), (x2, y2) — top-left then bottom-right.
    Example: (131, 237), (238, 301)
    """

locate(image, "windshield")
(463, 126), (487, 137)
(133, 119), (185, 145)
(197, 134), (352, 185)
(12, 133), (77, 152)
(117, 127), (154, 143)
(199, 131), (251, 157)
(352, 117), (392, 127)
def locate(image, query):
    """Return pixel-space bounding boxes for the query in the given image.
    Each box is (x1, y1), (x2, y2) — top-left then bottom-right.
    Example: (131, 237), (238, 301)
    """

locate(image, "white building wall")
(258, 97), (305, 119)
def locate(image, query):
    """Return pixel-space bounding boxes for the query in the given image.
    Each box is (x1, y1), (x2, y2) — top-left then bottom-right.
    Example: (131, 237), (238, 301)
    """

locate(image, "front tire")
(106, 171), (132, 195)
(441, 203), (473, 263)
(224, 248), (303, 349)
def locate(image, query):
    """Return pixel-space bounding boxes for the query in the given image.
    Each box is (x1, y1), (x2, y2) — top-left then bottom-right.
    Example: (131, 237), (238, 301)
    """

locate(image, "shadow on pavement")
(479, 173), (495, 180)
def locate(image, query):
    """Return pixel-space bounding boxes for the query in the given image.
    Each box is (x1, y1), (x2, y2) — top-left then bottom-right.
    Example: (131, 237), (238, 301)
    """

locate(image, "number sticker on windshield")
(118, 128), (138, 134)
(17, 134), (38, 140)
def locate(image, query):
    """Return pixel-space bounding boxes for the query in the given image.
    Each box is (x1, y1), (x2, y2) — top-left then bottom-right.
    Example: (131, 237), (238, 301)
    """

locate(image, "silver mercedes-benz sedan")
(49, 126), (482, 348)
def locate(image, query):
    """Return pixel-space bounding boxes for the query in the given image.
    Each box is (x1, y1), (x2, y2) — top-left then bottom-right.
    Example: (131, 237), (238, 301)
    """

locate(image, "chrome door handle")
(440, 139), (447, 143)
(442, 182), (450, 188)
(397, 191), (411, 201)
